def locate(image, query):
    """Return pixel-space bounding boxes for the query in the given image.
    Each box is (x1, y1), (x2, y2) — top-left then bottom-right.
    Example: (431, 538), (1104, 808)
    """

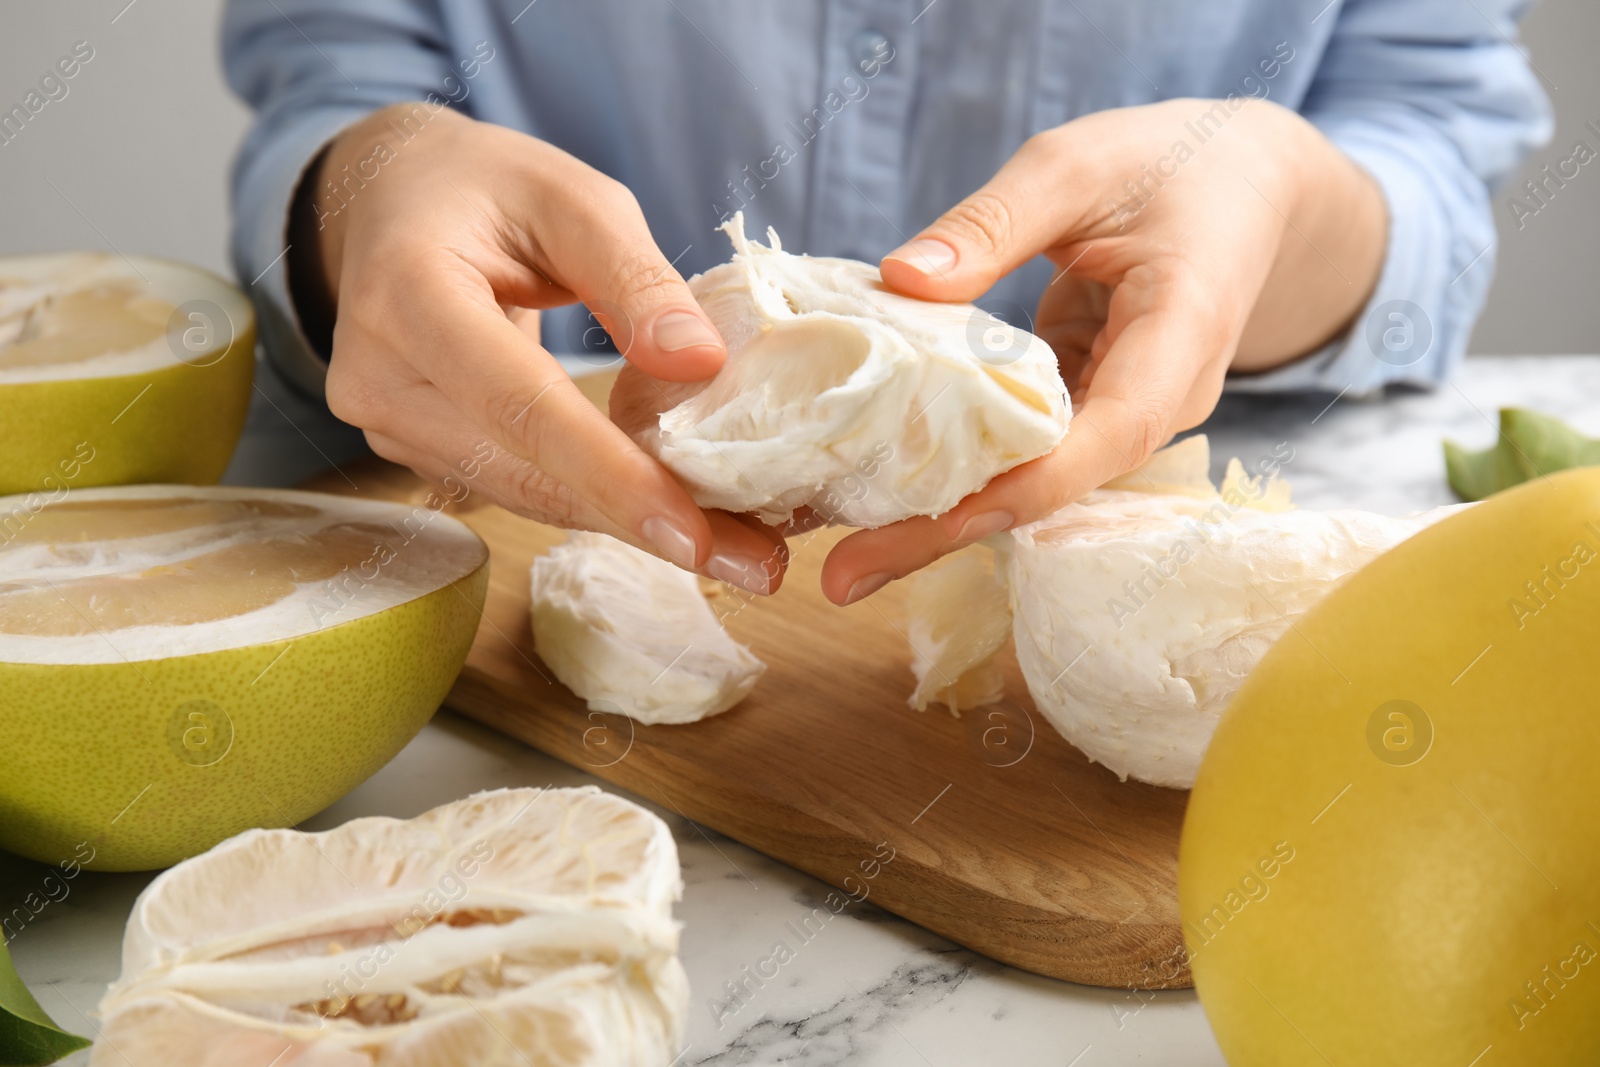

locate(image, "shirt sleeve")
(221, 0), (459, 397)
(1225, 0), (1551, 396)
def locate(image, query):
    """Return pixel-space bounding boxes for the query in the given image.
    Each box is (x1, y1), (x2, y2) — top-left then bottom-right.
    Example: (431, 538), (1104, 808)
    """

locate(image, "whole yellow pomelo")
(1180, 469), (1600, 1065)
(0, 253), (254, 496)
(0, 486), (489, 871)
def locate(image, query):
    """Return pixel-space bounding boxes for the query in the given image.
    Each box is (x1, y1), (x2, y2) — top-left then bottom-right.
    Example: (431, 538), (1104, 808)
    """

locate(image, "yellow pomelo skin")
(0, 327), (254, 497)
(1180, 469), (1600, 1066)
(0, 563), (487, 871)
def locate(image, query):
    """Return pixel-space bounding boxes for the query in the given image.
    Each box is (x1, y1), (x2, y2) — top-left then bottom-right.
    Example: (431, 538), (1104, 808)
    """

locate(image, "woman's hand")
(821, 98), (1387, 605)
(297, 103), (787, 594)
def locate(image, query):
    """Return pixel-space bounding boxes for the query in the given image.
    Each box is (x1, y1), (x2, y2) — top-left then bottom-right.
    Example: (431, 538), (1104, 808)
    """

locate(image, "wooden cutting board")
(303, 375), (1191, 990)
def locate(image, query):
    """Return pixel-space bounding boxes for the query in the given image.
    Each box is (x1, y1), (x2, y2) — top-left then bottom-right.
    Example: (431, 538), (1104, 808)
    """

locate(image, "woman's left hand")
(820, 98), (1388, 605)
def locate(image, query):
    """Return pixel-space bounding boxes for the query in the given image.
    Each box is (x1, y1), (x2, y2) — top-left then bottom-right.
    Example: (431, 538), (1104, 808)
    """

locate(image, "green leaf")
(0, 940), (90, 1066)
(1444, 407), (1600, 502)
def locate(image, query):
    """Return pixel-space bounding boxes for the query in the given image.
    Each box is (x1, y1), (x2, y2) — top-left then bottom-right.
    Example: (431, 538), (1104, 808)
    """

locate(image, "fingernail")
(706, 552), (772, 596)
(652, 310), (723, 353)
(843, 571), (894, 605)
(641, 515), (699, 570)
(955, 510), (1014, 543)
(885, 238), (958, 276)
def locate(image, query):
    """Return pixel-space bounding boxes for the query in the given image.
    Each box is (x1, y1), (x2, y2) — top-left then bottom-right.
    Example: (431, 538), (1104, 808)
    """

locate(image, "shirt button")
(851, 29), (892, 73)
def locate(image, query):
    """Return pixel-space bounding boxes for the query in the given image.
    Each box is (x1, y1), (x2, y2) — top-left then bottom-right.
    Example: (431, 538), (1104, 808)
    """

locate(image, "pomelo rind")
(1180, 468), (1600, 1065)
(0, 255), (255, 496)
(0, 562), (488, 871)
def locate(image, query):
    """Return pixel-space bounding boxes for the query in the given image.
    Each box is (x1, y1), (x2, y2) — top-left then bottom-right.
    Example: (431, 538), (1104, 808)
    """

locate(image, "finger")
(524, 173), (726, 382)
(367, 405), (788, 596)
(1034, 273), (1111, 393)
(817, 514), (947, 607)
(364, 428), (608, 530)
(720, 508), (791, 552)
(356, 383), (659, 544)
(881, 133), (1088, 301)
(338, 274), (717, 573)
(507, 305), (541, 345)
(703, 511), (789, 595)
(932, 283), (1224, 539)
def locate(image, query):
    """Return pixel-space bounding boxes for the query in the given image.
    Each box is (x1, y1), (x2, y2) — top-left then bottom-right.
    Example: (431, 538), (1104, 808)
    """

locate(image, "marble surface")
(9, 355), (1600, 1067)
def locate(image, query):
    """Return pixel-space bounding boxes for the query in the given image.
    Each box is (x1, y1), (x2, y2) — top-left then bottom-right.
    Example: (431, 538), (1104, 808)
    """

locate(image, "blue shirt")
(222, 0), (1549, 399)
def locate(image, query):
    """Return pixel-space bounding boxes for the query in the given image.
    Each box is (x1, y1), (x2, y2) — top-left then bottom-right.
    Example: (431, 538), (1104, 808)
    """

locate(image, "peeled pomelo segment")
(1011, 497), (1434, 787)
(530, 532), (764, 724)
(1100, 434), (1293, 511)
(1102, 433), (1215, 496)
(629, 212), (1070, 527)
(104, 994), (646, 1067)
(97, 788), (689, 1067)
(121, 785), (680, 966)
(905, 547), (1012, 713)
(0, 252), (255, 495)
(0, 485), (490, 870)
(1007, 433), (1452, 788)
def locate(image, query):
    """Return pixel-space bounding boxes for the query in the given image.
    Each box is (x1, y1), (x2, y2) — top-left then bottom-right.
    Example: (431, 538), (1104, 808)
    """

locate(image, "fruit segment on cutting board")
(304, 376), (1190, 990)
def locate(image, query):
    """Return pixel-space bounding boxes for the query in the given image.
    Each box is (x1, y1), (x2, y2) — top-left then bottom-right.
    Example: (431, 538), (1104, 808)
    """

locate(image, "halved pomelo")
(95, 787), (689, 1067)
(0, 253), (254, 496)
(0, 485), (489, 870)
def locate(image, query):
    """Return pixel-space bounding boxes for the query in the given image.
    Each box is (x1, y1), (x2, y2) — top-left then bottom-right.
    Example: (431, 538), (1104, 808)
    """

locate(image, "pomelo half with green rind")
(0, 253), (254, 495)
(0, 485), (489, 871)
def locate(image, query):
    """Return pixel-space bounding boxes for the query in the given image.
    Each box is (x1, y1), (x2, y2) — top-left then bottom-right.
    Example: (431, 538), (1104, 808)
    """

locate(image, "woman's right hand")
(295, 102), (786, 595)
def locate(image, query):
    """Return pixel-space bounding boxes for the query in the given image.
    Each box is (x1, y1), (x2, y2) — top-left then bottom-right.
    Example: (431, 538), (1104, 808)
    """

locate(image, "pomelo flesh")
(95, 787), (688, 1066)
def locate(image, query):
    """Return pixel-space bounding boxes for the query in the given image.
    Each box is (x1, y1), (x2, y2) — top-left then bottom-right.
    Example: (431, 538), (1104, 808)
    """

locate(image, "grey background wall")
(1, 0), (1596, 354)
(1, 0), (248, 279)
(1471, 0), (1600, 353)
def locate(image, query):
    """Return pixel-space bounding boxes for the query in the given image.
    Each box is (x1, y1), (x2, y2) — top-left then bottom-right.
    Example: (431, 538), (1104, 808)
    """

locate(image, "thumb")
(881, 137), (1075, 302)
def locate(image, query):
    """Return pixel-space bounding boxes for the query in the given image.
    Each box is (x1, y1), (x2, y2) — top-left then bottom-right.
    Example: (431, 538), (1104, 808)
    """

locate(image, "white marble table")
(10, 355), (1599, 1066)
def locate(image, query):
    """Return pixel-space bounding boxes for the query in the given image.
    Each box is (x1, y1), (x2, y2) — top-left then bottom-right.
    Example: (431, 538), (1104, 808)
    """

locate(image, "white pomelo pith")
(0, 253), (254, 495)
(96, 788), (689, 1067)
(0, 485), (489, 870)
